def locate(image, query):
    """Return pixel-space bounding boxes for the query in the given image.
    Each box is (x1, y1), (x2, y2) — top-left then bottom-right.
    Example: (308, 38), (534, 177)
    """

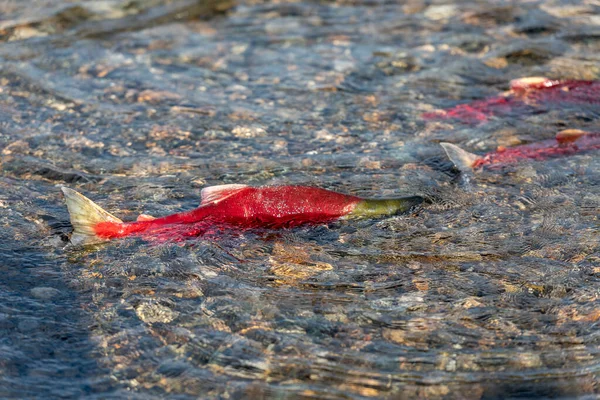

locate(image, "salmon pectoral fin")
(440, 142), (480, 172)
(61, 187), (123, 245)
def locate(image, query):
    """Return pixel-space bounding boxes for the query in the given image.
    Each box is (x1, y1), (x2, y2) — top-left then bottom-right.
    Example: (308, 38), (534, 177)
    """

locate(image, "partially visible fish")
(62, 184), (423, 245)
(440, 129), (600, 172)
(423, 77), (600, 124)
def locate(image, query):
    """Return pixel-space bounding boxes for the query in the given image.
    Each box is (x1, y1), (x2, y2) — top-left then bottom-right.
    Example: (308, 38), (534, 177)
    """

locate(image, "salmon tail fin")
(61, 187), (122, 245)
(440, 142), (479, 172)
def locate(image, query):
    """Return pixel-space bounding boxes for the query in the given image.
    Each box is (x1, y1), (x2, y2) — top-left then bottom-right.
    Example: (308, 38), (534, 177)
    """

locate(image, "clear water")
(1, 0), (599, 398)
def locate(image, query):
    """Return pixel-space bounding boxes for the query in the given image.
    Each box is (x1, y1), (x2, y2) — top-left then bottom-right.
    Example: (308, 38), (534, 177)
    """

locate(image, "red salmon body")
(473, 132), (600, 169)
(511, 78), (600, 104)
(422, 96), (515, 123)
(441, 130), (600, 173)
(199, 186), (362, 226)
(94, 185), (363, 239)
(62, 185), (422, 244)
(423, 77), (600, 124)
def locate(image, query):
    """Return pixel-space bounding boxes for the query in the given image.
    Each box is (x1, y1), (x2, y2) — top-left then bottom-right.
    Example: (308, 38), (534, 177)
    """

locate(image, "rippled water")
(1, 0), (599, 398)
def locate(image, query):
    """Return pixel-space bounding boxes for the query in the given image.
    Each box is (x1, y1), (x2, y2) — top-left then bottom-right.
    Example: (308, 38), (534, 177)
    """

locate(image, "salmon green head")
(348, 196), (423, 218)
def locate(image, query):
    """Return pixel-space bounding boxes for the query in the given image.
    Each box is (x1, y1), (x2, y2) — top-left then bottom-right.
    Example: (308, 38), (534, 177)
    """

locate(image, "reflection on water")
(1, 0), (599, 398)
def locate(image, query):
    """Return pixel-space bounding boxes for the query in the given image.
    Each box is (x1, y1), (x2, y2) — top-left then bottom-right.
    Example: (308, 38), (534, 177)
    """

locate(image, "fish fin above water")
(136, 214), (156, 222)
(555, 129), (587, 144)
(509, 76), (553, 92)
(61, 187), (122, 245)
(440, 142), (480, 172)
(200, 184), (249, 206)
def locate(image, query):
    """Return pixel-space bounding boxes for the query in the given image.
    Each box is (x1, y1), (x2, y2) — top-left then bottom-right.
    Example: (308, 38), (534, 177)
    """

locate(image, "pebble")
(424, 5), (458, 21)
(232, 125), (268, 138)
(18, 318), (40, 332)
(135, 302), (179, 324)
(203, 130), (229, 139)
(0, 313), (13, 329)
(31, 287), (62, 300)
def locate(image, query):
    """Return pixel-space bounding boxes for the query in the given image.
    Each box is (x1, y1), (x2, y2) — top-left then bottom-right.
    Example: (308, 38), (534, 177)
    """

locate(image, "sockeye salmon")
(422, 77), (600, 124)
(62, 184), (423, 245)
(440, 129), (600, 172)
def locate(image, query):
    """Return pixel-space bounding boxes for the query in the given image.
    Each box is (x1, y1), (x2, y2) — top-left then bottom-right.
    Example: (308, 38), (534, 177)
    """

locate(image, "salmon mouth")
(403, 195), (424, 210)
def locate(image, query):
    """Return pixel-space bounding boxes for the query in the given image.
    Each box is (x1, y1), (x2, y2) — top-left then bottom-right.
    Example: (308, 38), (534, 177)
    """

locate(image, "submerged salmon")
(422, 77), (600, 124)
(62, 184), (423, 244)
(440, 129), (600, 172)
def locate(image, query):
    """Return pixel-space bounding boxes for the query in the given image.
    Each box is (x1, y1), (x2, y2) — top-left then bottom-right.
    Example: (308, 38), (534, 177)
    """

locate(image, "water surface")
(1, 0), (599, 398)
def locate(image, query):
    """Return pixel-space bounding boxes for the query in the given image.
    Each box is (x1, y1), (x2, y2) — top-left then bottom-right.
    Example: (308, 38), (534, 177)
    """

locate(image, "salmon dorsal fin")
(555, 129), (587, 144)
(200, 184), (249, 206)
(510, 76), (552, 92)
(440, 142), (480, 171)
(136, 214), (156, 222)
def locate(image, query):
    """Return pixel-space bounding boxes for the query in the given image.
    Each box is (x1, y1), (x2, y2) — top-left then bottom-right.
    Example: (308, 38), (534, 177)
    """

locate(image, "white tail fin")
(440, 142), (480, 172)
(61, 187), (122, 245)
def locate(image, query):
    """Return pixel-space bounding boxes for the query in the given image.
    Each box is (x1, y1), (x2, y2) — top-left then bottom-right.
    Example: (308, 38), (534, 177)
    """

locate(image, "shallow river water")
(1, 0), (599, 398)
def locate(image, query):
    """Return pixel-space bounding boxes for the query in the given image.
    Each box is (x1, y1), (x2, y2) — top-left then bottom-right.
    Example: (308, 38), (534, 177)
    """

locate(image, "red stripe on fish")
(62, 185), (423, 245)
(93, 186), (363, 240)
(441, 130), (600, 171)
(423, 77), (600, 124)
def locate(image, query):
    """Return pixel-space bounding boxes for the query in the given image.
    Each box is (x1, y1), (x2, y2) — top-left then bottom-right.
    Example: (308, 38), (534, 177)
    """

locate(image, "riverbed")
(1, 1), (599, 398)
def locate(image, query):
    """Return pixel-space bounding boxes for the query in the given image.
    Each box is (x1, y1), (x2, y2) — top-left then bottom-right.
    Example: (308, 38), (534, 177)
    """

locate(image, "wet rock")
(486, 40), (567, 66)
(156, 360), (191, 377)
(424, 5), (458, 21)
(541, 4), (594, 18)
(0, 313), (14, 329)
(1, 140), (29, 155)
(2, 0), (600, 398)
(265, 19), (301, 35)
(460, 297), (484, 309)
(371, 293), (426, 313)
(462, 6), (515, 26)
(31, 286), (61, 300)
(268, 241), (334, 282)
(232, 125), (268, 138)
(135, 302), (179, 324)
(2, 156), (100, 183)
(64, 136), (105, 150)
(18, 318), (39, 332)
(511, 352), (543, 368)
(514, 10), (561, 36)
(137, 90), (181, 104)
(10, 26), (45, 40)
(203, 130), (230, 139)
